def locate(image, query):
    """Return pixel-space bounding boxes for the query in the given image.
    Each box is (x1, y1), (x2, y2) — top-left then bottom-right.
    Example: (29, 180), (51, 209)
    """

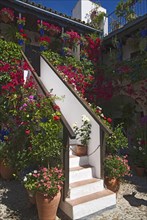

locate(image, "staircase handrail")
(21, 50), (75, 139)
(41, 54), (112, 135)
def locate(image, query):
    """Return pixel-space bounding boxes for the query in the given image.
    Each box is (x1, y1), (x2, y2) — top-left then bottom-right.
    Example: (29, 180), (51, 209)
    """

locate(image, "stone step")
(69, 154), (89, 168)
(69, 178), (104, 199)
(69, 165), (94, 184)
(60, 189), (116, 219)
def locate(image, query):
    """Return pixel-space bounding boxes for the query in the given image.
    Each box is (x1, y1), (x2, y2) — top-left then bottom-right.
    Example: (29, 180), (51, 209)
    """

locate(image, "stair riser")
(69, 181), (104, 199)
(64, 194), (116, 220)
(70, 168), (93, 183)
(69, 156), (88, 168)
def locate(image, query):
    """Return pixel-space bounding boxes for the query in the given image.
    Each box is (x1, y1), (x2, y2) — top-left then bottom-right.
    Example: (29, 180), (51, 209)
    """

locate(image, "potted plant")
(16, 31), (28, 45)
(130, 138), (146, 176)
(23, 169), (38, 205)
(130, 116), (147, 176)
(0, 7), (14, 23)
(61, 30), (81, 49)
(17, 16), (26, 30)
(105, 123), (128, 155)
(73, 115), (91, 156)
(0, 126), (16, 180)
(104, 154), (130, 193)
(23, 166), (64, 220)
(39, 36), (51, 51)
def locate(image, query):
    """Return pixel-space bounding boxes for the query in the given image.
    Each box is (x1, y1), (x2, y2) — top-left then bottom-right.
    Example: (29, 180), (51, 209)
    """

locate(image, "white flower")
(28, 173), (32, 176)
(73, 122), (77, 128)
(97, 106), (102, 110)
(33, 170), (37, 173)
(23, 177), (27, 182)
(82, 115), (90, 122)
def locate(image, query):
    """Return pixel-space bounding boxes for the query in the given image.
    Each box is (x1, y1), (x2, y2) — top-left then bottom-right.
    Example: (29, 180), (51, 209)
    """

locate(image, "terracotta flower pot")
(26, 189), (36, 205)
(135, 166), (145, 177)
(104, 177), (120, 193)
(0, 160), (14, 180)
(76, 145), (87, 156)
(1, 14), (11, 23)
(36, 191), (61, 220)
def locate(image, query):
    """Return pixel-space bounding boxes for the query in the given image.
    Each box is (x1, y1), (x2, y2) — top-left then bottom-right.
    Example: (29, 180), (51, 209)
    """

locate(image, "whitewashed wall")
(40, 56), (102, 178)
(72, 0), (108, 35)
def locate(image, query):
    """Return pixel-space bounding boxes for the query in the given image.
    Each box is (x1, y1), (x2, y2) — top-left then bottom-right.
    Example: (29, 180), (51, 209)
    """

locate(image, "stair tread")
(69, 154), (88, 158)
(66, 189), (115, 206)
(70, 165), (93, 171)
(70, 178), (101, 188)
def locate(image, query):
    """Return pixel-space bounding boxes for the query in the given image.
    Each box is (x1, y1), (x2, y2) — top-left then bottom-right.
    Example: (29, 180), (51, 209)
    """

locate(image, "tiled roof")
(12, 0), (101, 33)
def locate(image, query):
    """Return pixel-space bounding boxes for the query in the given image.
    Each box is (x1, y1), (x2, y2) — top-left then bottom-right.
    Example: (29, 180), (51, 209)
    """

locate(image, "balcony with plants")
(108, 0), (147, 33)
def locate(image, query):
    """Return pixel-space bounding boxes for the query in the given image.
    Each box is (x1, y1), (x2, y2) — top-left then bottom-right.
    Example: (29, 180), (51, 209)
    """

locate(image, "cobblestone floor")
(0, 174), (147, 220)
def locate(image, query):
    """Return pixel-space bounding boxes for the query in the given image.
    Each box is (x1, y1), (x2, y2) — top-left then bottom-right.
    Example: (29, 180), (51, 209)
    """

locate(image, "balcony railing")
(108, 0), (147, 33)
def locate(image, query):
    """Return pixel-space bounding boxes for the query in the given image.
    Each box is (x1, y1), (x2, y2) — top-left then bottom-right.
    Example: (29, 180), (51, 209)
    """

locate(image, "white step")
(69, 178), (104, 199)
(60, 189), (116, 220)
(69, 155), (88, 168)
(69, 165), (94, 184)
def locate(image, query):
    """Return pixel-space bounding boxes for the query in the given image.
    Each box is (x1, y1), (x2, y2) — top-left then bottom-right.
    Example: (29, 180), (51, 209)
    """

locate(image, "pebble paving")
(0, 174), (147, 220)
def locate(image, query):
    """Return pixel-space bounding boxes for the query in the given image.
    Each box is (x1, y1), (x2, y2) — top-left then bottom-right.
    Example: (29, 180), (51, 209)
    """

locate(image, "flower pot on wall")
(18, 39), (24, 46)
(36, 191), (61, 220)
(1, 14), (11, 23)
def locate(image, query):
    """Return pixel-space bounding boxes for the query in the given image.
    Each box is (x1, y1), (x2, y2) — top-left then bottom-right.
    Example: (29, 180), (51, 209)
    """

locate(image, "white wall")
(72, 0), (108, 35)
(72, 0), (82, 20)
(40, 57), (102, 178)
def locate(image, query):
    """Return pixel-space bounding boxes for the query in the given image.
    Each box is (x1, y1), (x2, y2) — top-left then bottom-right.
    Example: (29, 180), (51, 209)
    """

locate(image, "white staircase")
(59, 148), (116, 220)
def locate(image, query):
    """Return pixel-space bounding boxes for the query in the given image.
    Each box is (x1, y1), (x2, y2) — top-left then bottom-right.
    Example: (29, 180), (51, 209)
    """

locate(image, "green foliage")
(0, 39), (22, 64)
(1, 24), (17, 42)
(42, 50), (63, 66)
(43, 49), (94, 76)
(104, 154), (130, 179)
(73, 115), (92, 146)
(115, 0), (141, 21)
(23, 167), (65, 197)
(106, 123), (128, 154)
(86, 4), (106, 29)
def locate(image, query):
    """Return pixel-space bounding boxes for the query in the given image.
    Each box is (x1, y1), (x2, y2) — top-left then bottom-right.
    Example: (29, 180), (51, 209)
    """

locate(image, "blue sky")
(33, 0), (121, 16)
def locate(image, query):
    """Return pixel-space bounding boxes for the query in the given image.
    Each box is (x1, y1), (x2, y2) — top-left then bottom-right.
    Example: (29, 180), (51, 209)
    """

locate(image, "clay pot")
(26, 189), (36, 205)
(104, 177), (120, 193)
(76, 145), (87, 156)
(36, 191), (61, 220)
(0, 160), (14, 180)
(135, 166), (145, 177)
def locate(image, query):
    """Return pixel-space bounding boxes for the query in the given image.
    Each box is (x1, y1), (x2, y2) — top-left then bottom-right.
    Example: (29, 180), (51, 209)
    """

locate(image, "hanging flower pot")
(39, 28), (44, 36)
(36, 191), (61, 220)
(0, 8), (14, 24)
(18, 39), (24, 45)
(18, 23), (24, 31)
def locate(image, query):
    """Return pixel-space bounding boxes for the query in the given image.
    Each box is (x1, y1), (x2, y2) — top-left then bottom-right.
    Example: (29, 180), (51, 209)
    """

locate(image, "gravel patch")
(0, 174), (147, 220)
